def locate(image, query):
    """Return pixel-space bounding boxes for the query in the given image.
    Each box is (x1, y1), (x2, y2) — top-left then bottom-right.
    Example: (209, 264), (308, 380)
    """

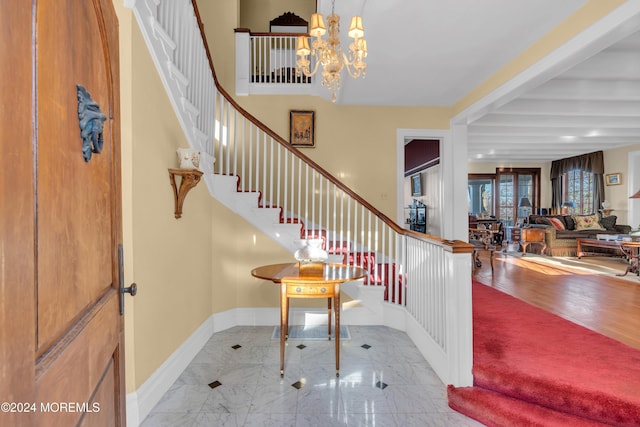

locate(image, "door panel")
(79, 360), (117, 427)
(36, 293), (119, 426)
(36, 0), (114, 354)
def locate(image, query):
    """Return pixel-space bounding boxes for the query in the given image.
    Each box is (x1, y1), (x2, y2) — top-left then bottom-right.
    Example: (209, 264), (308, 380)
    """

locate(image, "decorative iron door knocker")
(76, 84), (107, 162)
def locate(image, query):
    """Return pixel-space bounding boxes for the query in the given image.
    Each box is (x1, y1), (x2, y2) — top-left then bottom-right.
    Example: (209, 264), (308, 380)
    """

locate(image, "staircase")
(128, 0), (474, 389)
(210, 167), (402, 305)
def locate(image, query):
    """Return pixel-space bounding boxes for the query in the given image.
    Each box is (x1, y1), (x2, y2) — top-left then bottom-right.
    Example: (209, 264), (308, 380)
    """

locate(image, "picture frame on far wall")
(411, 174), (422, 196)
(605, 173), (622, 186)
(289, 110), (315, 147)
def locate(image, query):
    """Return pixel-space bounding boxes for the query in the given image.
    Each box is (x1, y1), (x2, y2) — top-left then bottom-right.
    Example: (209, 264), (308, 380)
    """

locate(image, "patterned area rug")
(505, 252), (638, 281)
(271, 325), (351, 340)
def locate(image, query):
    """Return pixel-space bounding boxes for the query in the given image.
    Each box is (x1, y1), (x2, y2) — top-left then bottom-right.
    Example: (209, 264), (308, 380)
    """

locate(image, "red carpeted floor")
(448, 281), (640, 426)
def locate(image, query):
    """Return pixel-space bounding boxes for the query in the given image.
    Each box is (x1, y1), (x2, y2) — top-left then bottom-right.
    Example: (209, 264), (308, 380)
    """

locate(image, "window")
(498, 174), (514, 225)
(564, 169), (594, 215)
(469, 169), (540, 227)
(550, 151), (603, 213)
(497, 169), (539, 226)
(468, 175), (494, 217)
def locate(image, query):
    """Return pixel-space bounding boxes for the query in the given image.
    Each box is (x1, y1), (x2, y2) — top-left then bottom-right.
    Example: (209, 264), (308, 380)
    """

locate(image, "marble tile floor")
(141, 325), (484, 427)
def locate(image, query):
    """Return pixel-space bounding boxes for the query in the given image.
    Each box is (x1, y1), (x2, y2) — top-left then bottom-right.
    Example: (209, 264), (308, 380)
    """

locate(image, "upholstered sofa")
(526, 214), (631, 257)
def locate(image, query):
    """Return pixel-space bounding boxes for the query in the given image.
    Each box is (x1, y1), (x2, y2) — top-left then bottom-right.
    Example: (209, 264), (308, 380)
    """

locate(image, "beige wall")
(127, 21), (216, 387)
(113, 0), (136, 393)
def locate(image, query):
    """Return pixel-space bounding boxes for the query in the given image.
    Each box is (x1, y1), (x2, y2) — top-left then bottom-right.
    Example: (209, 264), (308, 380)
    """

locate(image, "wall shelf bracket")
(168, 168), (203, 219)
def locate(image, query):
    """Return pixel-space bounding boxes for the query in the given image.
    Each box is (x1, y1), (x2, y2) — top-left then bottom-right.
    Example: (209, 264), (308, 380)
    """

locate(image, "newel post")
(235, 28), (251, 96)
(444, 240), (474, 387)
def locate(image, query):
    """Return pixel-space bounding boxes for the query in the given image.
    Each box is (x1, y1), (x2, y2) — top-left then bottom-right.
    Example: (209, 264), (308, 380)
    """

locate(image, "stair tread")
(448, 385), (607, 427)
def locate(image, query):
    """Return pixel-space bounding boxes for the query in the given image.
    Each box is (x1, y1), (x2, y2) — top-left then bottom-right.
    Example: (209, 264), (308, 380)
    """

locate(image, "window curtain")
(550, 177), (563, 211)
(550, 150), (604, 213)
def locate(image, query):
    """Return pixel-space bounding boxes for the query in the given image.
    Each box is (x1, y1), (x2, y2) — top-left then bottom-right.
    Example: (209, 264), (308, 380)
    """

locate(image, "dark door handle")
(118, 244), (137, 315)
(122, 283), (137, 296)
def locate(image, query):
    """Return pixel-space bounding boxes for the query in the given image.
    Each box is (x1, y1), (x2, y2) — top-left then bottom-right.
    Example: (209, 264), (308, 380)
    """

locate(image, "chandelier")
(296, 0), (368, 102)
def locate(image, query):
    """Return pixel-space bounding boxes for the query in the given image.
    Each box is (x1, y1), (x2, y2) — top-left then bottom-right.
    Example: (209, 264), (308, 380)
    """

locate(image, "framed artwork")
(411, 174), (422, 196)
(416, 207), (426, 224)
(605, 173), (621, 186)
(289, 110), (315, 147)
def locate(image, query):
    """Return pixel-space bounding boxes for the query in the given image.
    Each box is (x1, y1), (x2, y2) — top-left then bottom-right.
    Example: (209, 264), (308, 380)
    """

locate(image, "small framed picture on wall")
(605, 173), (621, 186)
(411, 174), (422, 196)
(289, 110), (315, 147)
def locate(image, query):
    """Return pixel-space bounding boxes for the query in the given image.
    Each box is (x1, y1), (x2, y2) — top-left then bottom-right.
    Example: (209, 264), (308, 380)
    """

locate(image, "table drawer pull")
(287, 285), (334, 296)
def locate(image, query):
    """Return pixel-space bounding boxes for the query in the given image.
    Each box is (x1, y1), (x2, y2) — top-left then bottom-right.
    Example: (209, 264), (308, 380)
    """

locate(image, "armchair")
(469, 228), (500, 271)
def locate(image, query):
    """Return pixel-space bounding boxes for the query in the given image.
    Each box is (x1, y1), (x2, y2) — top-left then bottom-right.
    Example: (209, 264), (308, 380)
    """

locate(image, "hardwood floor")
(472, 250), (640, 350)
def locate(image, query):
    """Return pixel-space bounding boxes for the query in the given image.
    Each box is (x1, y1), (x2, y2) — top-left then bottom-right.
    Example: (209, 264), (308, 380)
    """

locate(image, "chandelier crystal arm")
(297, 54), (322, 77)
(341, 37), (367, 78)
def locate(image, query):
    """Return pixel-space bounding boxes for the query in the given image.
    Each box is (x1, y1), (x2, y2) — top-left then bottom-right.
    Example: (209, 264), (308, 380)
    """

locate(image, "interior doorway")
(397, 133), (443, 237)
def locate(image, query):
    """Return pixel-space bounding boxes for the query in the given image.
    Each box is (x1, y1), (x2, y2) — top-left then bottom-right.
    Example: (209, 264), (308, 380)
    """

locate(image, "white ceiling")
(318, 0), (640, 162)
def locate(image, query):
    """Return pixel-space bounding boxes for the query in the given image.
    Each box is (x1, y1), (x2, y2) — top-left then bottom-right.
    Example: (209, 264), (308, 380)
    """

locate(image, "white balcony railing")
(235, 29), (317, 97)
(131, 0), (473, 389)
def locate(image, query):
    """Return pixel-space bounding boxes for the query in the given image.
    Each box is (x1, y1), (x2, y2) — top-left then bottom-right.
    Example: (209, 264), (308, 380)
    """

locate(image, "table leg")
(285, 297), (290, 339)
(618, 245), (640, 277)
(280, 283), (287, 377)
(334, 284), (340, 377)
(577, 239), (583, 258)
(327, 298), (332, 340)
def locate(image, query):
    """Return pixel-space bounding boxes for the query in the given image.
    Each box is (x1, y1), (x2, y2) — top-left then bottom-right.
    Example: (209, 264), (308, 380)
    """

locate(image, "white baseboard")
(126, 312), (215, 426)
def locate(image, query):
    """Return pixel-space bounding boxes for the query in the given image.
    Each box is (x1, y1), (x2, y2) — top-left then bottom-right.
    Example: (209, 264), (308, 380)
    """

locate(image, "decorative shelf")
(168, 168), (203, 219)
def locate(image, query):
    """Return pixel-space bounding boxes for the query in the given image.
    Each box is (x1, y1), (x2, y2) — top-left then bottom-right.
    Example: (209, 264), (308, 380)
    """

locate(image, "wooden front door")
(1, 1), (125, 426)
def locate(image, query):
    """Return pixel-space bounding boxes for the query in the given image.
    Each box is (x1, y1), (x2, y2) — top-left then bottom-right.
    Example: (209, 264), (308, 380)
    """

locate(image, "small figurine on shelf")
(176, 147), (201, 170)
